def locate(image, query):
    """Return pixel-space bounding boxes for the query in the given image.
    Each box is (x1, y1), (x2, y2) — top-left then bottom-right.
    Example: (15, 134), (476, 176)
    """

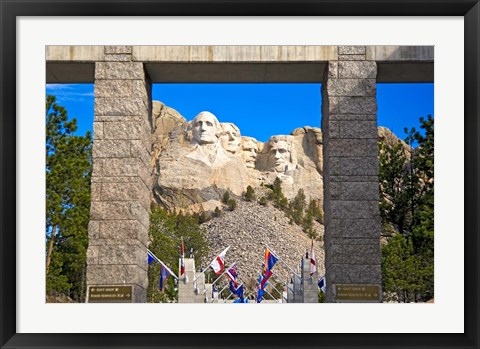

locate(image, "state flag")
(159, 264), (171, 291)
(263, 248), (278, 275)
(147, 250), (155, 265)
(225, 262), (238, 287)
(210, 246), (229, 275)
(318, 276), (326, 293)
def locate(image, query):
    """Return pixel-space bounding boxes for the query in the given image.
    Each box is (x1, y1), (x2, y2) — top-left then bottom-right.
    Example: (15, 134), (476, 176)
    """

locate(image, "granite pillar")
(86, 46), (152, 303)
(322, 46), (382, 303)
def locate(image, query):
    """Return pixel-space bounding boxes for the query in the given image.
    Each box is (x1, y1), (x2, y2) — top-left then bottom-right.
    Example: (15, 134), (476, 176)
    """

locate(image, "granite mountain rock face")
(151, 102), (325, 213)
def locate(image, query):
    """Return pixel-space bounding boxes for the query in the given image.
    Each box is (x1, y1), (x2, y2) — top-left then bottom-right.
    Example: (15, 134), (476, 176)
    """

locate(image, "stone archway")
(46, 45), (433, 302)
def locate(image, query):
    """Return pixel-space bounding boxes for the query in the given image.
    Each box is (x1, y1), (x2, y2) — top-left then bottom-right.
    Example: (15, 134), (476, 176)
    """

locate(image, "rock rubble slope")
(202, 198), (325, 285)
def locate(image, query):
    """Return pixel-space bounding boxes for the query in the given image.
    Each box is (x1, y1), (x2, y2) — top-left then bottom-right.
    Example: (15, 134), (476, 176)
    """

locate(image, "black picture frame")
(1, 1), (478, 348)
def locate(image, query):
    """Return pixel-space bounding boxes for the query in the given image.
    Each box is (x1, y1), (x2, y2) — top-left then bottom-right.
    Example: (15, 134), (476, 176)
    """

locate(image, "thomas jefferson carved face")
(192, 111), (220, 145)
(241, 137), (258, 169)
(268, 138), (292, 172)
(221, 123), (241, 154)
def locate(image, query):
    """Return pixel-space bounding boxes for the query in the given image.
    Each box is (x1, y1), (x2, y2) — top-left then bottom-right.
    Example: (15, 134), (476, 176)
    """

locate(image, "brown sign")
(335, 284), (381, 302)
(88, 286), (133, 303)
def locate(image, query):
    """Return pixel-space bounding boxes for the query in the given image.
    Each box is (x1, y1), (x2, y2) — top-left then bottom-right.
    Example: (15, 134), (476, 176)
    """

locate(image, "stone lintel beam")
(46, 45), (433, 83)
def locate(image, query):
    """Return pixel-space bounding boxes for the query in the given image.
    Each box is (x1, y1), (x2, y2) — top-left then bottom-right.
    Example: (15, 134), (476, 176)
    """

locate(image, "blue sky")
(46, 83), (433, 143)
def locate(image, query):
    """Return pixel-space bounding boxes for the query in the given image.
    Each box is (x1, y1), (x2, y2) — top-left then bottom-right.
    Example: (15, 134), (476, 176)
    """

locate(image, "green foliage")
(244, 185), (256, 202)
(214, 206), (222, 217)
(45, 95), (92, 302)
(227, 198), (237, 211)
(46, 254), (72, 294)
(222, 190), (231, 204)
(378, 141), (412, 234)
(317, 290), (326, 303)
(379, 115), (434, 302)
(381, 234), (430, 302)
(147, 206), (210, 302)
(306, 199), (323, 224)
(289, 189), (306, 225)
(263, 180), (323, 240)
(258, 196), (268, 206)
(267, 177), (289, 210)
(262, 278), (283, 300)
(197, 210), (211, 223)
(302, 209), (317, 239)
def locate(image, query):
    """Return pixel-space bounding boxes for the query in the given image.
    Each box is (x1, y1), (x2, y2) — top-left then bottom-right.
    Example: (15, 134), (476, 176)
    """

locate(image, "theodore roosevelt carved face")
(192, 111), (221, 145)
(241, 137), (258, 169)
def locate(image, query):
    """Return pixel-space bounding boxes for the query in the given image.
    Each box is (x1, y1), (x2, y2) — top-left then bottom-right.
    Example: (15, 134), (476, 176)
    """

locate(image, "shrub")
(222, 190), (231, 204)
(227, 198), (237, 211)
(244, 185), (255, 202)
(259, 196), (268, 206)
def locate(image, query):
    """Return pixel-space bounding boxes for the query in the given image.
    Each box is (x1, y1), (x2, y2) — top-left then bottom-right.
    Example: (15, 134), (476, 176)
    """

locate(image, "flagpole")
(264, 289), (280, 303)
(256, 276), (285, 303)
(223, 283), (243, 303)
(264, 242), (300, 278)
(212, 283), (229, 303)
(147, 249), (178, 280)
(271, 270), (294, 294)
(263, 279), (287, 303)
(223, 292), (234, 302)
(192, 246), (230, 285)
(203, 260), (236, 294)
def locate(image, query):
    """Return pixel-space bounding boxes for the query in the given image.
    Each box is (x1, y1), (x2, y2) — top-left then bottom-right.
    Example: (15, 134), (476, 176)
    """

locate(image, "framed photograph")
(1, 1), (478, 349)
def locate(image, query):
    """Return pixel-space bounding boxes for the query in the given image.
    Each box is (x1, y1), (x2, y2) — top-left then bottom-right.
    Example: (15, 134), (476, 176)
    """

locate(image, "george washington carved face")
(192, 111), (221, 145)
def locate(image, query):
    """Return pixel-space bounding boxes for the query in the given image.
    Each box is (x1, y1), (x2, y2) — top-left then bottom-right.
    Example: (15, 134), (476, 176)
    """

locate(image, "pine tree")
(45, 95), (92, 301)
(381, 234), (423, 302)
(222, 190), (231, 204)
(378, 141), (412, 234)
(268, 177), (288, 210)
(289, 189), (306, 225)
(244, 185), (256, 202)
(379, 115), (434, 302)
(147, 206), (209, 302)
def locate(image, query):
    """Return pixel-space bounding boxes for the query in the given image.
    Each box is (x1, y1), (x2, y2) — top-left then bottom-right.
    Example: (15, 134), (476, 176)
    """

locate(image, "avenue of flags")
(148, 239), (325, 302)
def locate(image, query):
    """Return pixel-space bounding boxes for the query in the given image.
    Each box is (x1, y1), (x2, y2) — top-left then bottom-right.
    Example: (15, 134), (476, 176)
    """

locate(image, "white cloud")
(46, 85), (94, 102)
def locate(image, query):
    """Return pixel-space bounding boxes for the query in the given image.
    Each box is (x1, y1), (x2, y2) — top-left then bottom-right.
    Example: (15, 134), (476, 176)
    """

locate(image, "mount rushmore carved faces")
(153, 106), (324, 211)
(220, 123), (241, 154)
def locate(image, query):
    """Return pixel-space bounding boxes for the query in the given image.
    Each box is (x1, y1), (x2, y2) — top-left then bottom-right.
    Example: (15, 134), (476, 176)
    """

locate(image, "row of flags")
(148, 238), (325, 299)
